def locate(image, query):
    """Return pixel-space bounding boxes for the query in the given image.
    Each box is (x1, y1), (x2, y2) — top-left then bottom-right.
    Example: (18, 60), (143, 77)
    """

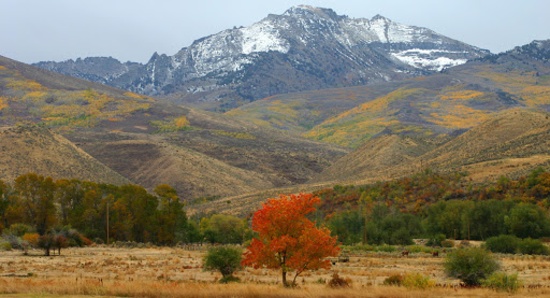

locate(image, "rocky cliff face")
(35, 5), (489, 109)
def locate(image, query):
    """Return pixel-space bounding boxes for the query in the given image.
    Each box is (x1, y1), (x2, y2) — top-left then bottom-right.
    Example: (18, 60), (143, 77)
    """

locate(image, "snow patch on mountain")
(240, 21), (290, 55)
(391, 49), (468, 71)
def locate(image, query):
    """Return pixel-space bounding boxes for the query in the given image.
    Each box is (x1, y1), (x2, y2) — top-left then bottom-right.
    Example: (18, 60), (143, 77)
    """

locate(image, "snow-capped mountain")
(35, 5), (489, 109)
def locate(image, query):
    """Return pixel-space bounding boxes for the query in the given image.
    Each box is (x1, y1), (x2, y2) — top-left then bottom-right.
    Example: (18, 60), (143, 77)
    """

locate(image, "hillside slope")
(0, 126), (130, 185)
(0, 55), (347, 199)
(315, 109), (550, 184)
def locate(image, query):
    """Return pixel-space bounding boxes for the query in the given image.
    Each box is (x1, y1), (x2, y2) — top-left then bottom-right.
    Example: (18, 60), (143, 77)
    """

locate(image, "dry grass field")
(1, 246), (550, 297)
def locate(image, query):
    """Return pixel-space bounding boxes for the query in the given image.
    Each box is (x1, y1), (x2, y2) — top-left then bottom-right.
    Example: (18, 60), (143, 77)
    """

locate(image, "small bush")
(328, 272), (351, 288)
(79, 235), (93, 246)
(444, 247), (500, 286)
(406, 245), (432, 254)
(426, 234), (446, 247)
(482, 272), (522, 293)
(203, 245), (242, 281)
(402, 272), (435, 289)
(441, 239), (455, 248)
(5, 224), (34, 237)
(2, 234), (22, 250)
(383, 274), (404, 286)
(0, 241), (12, 251)
(518, 238), (550, 255)
(22, 233), (39, 247)
(485, 235), (520, 254)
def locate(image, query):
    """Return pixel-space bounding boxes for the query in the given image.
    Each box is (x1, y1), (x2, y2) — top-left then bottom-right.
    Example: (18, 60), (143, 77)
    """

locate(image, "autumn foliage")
(242, 193), (340, 287)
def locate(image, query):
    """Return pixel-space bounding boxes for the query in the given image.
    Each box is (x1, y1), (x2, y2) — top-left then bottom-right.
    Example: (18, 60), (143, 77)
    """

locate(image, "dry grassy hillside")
(312, 134), (436, 183)
(69, 132), (275, 199)
(315, 109), (550, 184)
(0, 126), (129, 185)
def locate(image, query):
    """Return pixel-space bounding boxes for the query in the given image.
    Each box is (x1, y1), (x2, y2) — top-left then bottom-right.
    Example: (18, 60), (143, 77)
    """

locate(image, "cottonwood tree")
(200, 214), (245, 244)
(14, 173), (56, 235)
(155, 184), (187, 245)
(242, 193), (340, 287)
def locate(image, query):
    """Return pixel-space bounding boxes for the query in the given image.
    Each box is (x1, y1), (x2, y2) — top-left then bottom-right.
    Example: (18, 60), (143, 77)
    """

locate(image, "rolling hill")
(0, 125), (130, 185)
(0, 55), (347, 199)
(315, 109), (550, 184)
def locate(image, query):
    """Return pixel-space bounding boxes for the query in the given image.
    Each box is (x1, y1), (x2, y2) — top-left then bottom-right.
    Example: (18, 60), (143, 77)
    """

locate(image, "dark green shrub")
(485, 235), (520, 254)
(518, 238), (550, 255)
(0, 241), (11, 251)
(444, 247), (500, 286)
(427, 234), (446, 247)
(390, 228), (414, 245)
(203, 245), (242, 282)
(4, 224), (34, 237)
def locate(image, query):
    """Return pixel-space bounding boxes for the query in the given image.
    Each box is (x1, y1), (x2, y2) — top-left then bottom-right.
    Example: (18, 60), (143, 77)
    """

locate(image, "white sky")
(2, 0), (549, 64)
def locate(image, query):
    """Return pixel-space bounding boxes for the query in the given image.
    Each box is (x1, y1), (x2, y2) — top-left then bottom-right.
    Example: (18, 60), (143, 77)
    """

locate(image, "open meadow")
(1, 245), (550, 297)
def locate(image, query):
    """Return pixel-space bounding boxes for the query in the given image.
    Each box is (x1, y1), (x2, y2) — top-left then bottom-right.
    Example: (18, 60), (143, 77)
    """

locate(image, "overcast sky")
(2, 0), (549, 64)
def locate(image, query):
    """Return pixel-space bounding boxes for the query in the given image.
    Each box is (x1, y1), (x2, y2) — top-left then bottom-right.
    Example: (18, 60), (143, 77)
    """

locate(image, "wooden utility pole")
(106, 202), (109, 245)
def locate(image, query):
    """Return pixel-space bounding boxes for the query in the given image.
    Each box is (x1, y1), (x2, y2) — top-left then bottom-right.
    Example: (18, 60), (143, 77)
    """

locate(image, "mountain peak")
(284, 5), (341, 20)
(34, 6), (489, 109)
(371, 14), (391, 22)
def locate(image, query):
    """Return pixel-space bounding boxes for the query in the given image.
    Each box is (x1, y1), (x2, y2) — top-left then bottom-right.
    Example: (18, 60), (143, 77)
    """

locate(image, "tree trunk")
(282, 269), (288, 287)
(291, 272), (300, 286)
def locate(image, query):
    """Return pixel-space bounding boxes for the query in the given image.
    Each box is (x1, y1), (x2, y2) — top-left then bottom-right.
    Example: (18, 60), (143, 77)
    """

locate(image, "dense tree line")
(0, 173), (198, 245)
(318, 168), (550, 245)
(2, 168), (549, 248)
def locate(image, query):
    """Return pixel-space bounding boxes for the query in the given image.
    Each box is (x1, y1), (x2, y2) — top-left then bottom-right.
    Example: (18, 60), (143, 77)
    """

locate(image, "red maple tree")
(242, 193), (340, 286)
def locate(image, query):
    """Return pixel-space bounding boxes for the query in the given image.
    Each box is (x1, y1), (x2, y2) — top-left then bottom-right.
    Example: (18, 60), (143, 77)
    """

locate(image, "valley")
(1, 4), (550, 298)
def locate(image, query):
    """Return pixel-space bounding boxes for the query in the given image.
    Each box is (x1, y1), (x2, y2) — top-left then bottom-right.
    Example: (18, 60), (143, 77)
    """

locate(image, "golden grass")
(0, 96), (7, 111)
(428, 103), (492, 129)
(0, 70), (152, 129)
(1, 247), (550, 297)
(439, 90), (485, 101)
(4, 278), (547, 298)
(5, 78), (46, 91)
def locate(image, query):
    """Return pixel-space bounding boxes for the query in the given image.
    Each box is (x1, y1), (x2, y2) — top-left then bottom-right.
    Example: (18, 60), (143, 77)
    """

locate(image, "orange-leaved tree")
(242, 193), (340, 287)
